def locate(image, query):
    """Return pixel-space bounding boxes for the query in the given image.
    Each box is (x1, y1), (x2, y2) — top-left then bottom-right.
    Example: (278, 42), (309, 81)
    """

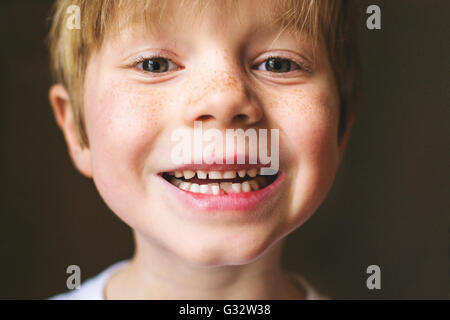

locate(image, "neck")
(105, 233), (304, 300)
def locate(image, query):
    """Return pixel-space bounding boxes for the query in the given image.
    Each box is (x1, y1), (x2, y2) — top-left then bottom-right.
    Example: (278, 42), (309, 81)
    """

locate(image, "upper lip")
(160, 163), (270, 173)
(159, 156), (273, 173)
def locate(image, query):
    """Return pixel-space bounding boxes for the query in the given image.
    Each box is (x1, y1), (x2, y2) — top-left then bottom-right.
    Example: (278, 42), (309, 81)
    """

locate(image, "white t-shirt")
(49, 260), (327, 300)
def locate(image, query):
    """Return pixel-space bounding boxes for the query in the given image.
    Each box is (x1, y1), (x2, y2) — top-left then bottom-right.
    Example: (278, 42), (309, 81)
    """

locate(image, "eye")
(137, 56), (180, 73)
(255, 57), (302, 73)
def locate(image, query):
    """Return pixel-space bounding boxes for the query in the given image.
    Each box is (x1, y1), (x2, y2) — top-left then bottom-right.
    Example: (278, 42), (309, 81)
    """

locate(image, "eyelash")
(129, 54), (311, 75)
(130, 54), (181, 74)
(254, 55), (311, 73)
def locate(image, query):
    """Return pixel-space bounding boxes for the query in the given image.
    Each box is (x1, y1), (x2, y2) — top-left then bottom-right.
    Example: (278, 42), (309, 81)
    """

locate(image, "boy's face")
(59, 0), (352, 265)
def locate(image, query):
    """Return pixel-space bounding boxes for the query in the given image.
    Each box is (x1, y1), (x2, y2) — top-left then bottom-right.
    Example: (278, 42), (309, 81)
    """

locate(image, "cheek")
(266, 84), (341, 222)
(83, 79), (165, 206)
(269, 85), (340, 164)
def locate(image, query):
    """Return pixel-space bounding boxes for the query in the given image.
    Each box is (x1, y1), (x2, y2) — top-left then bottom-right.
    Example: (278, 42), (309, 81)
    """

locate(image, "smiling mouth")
(161, 168), (279, 195)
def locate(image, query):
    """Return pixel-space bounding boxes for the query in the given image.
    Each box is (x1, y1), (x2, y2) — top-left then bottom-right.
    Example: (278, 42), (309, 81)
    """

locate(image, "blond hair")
(48, 0), (358, 148)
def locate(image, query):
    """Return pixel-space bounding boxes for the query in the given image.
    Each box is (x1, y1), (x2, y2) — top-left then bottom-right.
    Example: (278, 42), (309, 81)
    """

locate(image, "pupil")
(266, 58), (290, 73)
(143, 58), (168, 73)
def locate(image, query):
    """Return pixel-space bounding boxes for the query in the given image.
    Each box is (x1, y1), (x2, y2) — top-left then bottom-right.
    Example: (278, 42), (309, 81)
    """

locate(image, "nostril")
(197, 115), (214, 122)
(235, 114), (247, 121)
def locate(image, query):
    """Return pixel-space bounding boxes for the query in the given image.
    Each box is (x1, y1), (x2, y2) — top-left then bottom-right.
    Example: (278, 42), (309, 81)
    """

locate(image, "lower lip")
(156, 172), (286, 213)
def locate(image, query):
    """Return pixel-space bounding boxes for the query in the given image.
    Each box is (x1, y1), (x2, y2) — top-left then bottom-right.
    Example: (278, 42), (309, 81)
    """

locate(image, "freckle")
(104, 80), (166, 129)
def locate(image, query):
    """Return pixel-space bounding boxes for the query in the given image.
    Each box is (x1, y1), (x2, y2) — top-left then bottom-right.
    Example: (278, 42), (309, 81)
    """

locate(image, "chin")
(172, 231), (279, 267)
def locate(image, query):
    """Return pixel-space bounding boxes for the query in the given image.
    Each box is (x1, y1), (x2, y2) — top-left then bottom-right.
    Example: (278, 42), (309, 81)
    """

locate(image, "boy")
(48, 0), (357, 300)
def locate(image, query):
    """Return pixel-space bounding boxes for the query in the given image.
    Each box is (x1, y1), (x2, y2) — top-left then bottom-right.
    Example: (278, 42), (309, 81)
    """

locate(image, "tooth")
(223, 171), (237, 179)
(170, 178), (182, 187)
(199, 184), (209, 194)
(197, 170), (207, 179)
(220, 182), (232, 193)
(249, 180), (259, 191)
(232, 183), (241, 193)
(175, 171), (183, 178)
(210, 183), (220, 195)
(183, 170), (195, 179)
(242, 181), (251, 192)
(237, 170), (246, 178)
(190, 183), (200, 193)
(179, 182), (191, 191)
(247, 168), (258, 178)
(209, 171), (223, 179)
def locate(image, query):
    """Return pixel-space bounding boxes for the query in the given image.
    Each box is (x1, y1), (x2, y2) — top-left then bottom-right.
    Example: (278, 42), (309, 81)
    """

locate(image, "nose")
(183, 72), (263, 129)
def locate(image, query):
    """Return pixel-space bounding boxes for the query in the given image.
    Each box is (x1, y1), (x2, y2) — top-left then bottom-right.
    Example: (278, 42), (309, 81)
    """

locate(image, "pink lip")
(159, 156), (272, 173)
(164, 163), (270, 172)
(156, 171), (286, 212)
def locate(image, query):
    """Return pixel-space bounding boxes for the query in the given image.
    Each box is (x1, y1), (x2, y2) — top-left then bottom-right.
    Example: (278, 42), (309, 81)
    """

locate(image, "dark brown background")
(1, 0), (449, 299)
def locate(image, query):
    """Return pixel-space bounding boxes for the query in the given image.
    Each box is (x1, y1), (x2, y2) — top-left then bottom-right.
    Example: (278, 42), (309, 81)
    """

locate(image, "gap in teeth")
(169, 168), (261, 180)
(169, 175), (267, 194)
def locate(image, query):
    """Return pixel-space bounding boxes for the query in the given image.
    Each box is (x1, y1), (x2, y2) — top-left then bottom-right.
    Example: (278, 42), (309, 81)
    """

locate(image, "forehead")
(100, 0), (320, 46)
(113, 0), (282, 27)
